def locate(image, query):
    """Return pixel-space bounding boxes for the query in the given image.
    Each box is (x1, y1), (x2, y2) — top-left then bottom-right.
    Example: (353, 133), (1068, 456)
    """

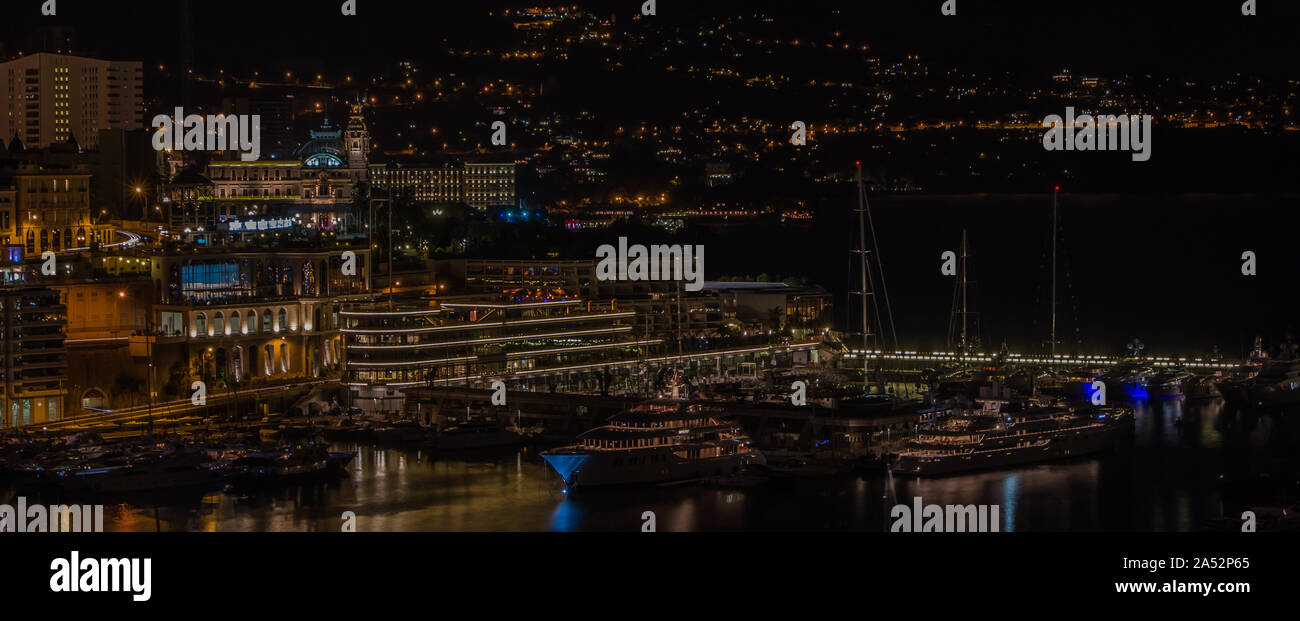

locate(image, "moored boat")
(540, 401), (765, 489)
(891, 399), (1133, 476)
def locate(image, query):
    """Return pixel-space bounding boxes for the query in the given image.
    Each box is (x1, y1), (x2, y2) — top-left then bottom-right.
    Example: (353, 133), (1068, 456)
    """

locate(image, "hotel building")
(368, 158), (516, 211)
(0, 52), (143, 151)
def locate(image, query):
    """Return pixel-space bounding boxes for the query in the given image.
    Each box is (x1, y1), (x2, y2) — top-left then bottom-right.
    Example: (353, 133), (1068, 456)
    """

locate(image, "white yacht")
(540, 401), (765, 489)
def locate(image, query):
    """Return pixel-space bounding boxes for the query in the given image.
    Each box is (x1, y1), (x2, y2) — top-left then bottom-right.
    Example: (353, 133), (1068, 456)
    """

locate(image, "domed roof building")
(160, 103), (372, 243)
(297, 118), (346, 168)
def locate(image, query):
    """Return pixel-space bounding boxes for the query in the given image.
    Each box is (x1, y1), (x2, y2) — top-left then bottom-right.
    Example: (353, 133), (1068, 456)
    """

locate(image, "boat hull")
(542, 450), (763, 489)
(891, 422), (1131, 477)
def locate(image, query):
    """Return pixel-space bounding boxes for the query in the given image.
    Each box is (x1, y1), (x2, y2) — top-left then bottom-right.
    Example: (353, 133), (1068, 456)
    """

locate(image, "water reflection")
(14, 399), (1298, 532)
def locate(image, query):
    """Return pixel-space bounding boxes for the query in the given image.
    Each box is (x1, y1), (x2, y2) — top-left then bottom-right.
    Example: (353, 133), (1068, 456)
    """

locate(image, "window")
(214, 312), (224, 335)
(195, 313), (207, 336)
(262, 310), (272, 333)
(231, 347), (243, 382)
(280, 344), (290, 374)
(230, 311), (241, 333)
(277, 308), (287, 332)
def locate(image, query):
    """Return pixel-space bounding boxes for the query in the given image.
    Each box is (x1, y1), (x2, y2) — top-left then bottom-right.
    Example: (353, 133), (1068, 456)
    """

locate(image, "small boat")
(46, 450), (224, 493)
(325, 451), (356, 474)
(432, 419), (525, 451)
(369, 421), (429, 444)
(224, 446), (332, 487)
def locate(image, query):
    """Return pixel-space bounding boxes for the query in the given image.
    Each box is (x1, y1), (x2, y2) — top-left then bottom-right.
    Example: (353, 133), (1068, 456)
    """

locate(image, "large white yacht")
(540, 401), (765, 489)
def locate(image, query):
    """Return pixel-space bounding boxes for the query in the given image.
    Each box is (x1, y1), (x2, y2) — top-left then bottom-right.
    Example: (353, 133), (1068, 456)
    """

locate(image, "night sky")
(3, 1), (1296, 79)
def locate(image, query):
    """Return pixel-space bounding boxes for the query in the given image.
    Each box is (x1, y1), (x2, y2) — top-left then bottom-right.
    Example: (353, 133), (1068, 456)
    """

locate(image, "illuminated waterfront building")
(137, 248), (370, 398)
(342, 298), (651, 411)
(461, 258), (725, 338)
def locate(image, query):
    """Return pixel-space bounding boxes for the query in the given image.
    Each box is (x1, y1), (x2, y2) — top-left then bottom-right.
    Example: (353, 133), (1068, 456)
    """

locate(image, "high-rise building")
(0, 52), (144, 151)
(222, 97), (296, 160)
(0, 286), (68, 427)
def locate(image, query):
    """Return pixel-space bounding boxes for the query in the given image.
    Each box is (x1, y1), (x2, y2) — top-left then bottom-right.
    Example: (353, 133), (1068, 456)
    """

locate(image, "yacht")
(1218, 337), (1269, 407)
(1146, 368), (1193, 399)
(1237, 359), (1300, 409)
(1184, 373), (1223, 400)
(1099, 360), (1156, 400)
(540, 401), (765, 489)
(891, 399), (1133, 476)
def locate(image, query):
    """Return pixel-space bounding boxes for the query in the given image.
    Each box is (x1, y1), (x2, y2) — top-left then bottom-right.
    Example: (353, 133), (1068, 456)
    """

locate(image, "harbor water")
(14, 398), (1299, 532)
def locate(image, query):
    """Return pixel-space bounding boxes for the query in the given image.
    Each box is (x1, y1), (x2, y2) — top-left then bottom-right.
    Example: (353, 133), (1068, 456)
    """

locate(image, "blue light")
(541, 453), (590, 485)
(1122, 382), (1148, 400)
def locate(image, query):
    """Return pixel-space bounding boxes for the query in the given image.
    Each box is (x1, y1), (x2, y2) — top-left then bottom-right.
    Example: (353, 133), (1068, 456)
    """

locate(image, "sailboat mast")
(961, 229), (968, 358)
(855, 164), (871, 394)
(1051, 186), (1058, 357)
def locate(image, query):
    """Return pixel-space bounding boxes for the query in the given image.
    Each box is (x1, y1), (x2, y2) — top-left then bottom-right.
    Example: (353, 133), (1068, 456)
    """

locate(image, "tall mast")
(960, 229), (968, 358)
(1050, 186), (1058, 357)
(854, 163), (872, 394)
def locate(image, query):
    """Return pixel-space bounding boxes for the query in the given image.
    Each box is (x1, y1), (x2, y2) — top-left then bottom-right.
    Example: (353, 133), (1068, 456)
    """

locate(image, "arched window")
(214, 312), (225, 335)
(195, 313), (207, 336)
(25, 230), (34, 254)
(230, 311), (241, 334)
(262, 310), (273, 333)
(277, 308), (287, 332)
(39, 229), (48, 251)
(279, 343), (290, 374)
(247, 310), (257, 333)
(76, 227), (85, 244)
(264, 344), (274, 376)
(63, 228), (72, 249)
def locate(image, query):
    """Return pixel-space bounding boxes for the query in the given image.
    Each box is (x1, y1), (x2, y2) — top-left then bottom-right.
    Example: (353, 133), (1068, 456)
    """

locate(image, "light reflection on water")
(13, 399), (1299, 532)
